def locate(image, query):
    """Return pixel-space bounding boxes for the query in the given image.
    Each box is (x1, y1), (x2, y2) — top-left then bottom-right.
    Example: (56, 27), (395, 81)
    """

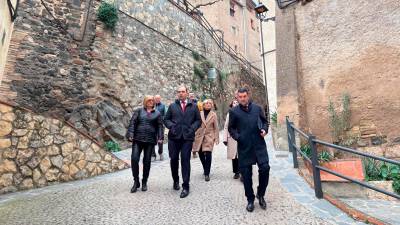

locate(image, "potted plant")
(364, 158), (400, 196)
(300, 144), (365, 182)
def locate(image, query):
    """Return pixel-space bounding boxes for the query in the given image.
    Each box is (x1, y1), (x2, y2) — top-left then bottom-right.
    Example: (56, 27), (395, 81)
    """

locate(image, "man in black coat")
(164, 86), (201, 198)
(228, 88), (270, 212)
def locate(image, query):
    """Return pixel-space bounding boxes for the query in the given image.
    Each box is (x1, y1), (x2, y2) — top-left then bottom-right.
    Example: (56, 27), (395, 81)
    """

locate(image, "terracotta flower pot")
(304, 158), (365, 182)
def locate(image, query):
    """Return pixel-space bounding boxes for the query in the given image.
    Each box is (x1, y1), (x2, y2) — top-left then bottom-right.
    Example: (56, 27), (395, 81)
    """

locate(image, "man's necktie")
(181, 101), (186, 112)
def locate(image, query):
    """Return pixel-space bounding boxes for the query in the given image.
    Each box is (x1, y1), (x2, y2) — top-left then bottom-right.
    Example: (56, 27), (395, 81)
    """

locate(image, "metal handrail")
(315, 139), (400, 166)
(167, 0), (263, 80)
(292, 125), (309, 139)
(316, 165), (400, 200)
(285, 116), (400, 200)
(7, 0), (19, 21)
(293, 144), (311, 163)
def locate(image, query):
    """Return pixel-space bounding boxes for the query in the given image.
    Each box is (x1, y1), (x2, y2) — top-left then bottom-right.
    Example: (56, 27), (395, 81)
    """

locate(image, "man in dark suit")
(228, 88), (270, 212)
(164, 86), (201, 198)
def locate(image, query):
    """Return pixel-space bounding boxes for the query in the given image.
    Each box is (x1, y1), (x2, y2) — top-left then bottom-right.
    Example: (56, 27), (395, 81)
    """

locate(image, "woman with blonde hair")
(126, 95), (163, 193)
(192, 99), (219, 181)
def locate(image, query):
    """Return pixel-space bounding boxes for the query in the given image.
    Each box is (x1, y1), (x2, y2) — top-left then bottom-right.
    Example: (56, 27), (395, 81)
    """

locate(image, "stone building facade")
(190, 0), (263, 70)
(275, 0), (400, 159)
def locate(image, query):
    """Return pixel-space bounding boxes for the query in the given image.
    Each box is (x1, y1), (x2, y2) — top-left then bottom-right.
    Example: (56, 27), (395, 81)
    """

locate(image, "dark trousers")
(168, 138), (193, 190)
(131, 141), (154, 184)
(198, 148), (212, 176)
(232, 157), (239, 174)
(152, 142), (163, 156)
(240, 161), (270, 203)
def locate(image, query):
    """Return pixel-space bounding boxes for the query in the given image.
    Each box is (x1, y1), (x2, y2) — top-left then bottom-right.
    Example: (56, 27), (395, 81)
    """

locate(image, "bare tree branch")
(192, 0), (223, 11)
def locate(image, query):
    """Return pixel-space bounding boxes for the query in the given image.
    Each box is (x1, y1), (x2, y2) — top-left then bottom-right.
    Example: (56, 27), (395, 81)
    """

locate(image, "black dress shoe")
(205, 175), (210, 182)
(173, 182), (180, 190)
(180, 189), (189, 198)
(257, 195), (267, 210)
(233, 173), (240, 179)
(130, 181), (140, 193)
(142, 183), (147, 192)
(246, 202), (255, 212)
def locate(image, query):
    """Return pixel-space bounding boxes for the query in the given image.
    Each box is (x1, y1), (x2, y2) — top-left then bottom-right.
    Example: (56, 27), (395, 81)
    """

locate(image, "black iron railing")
(7, 0), (20, 21)
(167, 0), (263, 81)
(286, 116), (400, 200)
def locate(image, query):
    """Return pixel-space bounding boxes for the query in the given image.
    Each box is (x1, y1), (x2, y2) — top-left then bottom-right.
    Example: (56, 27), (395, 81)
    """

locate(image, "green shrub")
(193, 65), (205, 79)
(191, 84), (198, 91)
(192, 51), (200, 61)
(97, 2), (119, 30)
(351, 157), (400, 194)
(363, 158), (400, 181)
(300, 144), (312, 159)
(393, 179), (400, 194)
(381, 163), (400, 180)
(363, 158), (383, 181)
(318, 151), (332, 163)
(219, 71), (228, 81)
(271, 112), (277, 125)
(328, 93), (351, 144)
(300, 144), (332, 163)
(104, 140), (121, 152)
(341, 94), (351, 130)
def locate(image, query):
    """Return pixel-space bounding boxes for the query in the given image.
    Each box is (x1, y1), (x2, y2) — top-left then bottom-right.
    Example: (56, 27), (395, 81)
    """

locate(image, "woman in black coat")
(126, 95), (163, 193)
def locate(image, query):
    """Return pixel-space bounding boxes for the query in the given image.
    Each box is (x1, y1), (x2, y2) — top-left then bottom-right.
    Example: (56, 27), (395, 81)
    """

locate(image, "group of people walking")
(125, 85), (270, 212)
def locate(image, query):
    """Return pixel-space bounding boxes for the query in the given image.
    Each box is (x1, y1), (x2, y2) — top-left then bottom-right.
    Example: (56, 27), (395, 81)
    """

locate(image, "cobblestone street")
(0, 135), (360, 225)
(1, 0), (399, 224)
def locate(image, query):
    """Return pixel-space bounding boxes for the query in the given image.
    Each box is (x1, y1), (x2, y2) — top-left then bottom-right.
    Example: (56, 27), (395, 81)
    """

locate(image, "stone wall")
(1, 0), (266, 148)
(0, 102), (127, 194)
(274, 5), (300, 151)
(275, 0), (400, 158)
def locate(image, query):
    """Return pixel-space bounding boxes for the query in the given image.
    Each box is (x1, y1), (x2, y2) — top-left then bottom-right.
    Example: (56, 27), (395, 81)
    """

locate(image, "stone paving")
(0, 133), (362, 225)
(339, 198), (400, 225)
(266, 135), (366, 225)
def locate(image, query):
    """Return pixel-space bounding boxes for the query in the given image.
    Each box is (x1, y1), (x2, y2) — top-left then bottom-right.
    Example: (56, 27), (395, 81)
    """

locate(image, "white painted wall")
(260, 0), (277, 114)
(0, 0), (16, 85)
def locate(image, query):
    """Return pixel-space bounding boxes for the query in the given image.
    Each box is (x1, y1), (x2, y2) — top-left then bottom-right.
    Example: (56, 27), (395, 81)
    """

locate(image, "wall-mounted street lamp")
(255, 3), (268, 19)
(7, 0), (20, 22)
(255, 2), (270, 120)
(207, 67), (217, 80)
